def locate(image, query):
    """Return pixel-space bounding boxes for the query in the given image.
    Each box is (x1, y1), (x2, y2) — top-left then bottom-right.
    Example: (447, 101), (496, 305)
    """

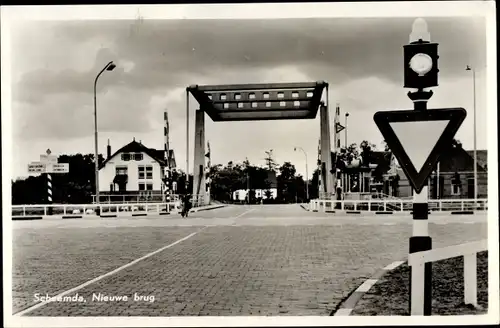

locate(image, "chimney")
(107, 139), (111, 159)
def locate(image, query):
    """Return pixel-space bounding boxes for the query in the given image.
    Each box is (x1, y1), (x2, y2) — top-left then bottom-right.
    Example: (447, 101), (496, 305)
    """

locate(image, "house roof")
(465, 150), (487, 170)
(438, 146), (486, 173)
(99, 140), (176, 170)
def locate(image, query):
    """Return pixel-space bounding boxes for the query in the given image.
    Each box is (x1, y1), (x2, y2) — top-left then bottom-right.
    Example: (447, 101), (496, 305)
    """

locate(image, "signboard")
(335, 122), (345, 134)
(48, 163), (69, 173)
(28, 162), (46, 173)
(373, 107), (466, 193)
(40, 154), (58, 163)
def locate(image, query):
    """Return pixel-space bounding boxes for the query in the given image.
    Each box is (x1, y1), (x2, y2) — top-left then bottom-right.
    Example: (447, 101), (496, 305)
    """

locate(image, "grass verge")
(351, 251), (488, 316)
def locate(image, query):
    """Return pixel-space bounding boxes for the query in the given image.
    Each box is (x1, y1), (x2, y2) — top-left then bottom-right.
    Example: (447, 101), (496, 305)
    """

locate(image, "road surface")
(12, 204), (487, 316)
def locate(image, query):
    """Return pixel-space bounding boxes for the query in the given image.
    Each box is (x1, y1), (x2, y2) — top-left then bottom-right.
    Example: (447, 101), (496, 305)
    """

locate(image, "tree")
(264, 150), (278, 172)
(277, 162), (298, 203)
(359, 140), (376, 167)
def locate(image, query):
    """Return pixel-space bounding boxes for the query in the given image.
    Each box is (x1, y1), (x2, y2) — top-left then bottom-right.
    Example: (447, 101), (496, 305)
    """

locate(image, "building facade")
(98, 139), (176, 200)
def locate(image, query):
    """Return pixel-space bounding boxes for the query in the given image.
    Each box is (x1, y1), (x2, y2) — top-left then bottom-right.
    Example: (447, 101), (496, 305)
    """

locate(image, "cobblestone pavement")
(12, 226), (200, 313)
(12, 205), (487, 316)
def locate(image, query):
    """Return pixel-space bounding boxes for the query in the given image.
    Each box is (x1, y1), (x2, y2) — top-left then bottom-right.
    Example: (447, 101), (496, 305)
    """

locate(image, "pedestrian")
(181, 193), (192, 218)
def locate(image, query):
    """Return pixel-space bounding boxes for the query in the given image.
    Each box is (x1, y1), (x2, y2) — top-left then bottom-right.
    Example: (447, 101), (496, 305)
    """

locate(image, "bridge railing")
(309, 198), (488, 212)
(408, 239), (487, 315)
(11, 202), (180, 218)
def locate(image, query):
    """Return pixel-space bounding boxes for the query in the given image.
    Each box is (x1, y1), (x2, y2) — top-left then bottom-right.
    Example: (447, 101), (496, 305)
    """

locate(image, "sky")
(4, 10), (490, 180)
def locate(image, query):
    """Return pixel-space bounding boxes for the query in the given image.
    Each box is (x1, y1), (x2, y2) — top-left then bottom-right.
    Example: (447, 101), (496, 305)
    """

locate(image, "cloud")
(7, 16), (488, 179)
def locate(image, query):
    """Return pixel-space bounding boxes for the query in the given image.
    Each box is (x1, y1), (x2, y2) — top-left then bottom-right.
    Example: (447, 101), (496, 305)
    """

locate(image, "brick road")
(12, 205), (487, 316)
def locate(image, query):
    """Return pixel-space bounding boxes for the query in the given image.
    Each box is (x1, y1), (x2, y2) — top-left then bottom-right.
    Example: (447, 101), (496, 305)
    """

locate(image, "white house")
(232, 169), (278, 202)
(98, 139), (176, 196)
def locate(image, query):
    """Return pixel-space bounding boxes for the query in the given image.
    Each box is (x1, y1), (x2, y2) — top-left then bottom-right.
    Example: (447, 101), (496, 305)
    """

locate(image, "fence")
(309, 198), (488, 213)
(11, 201), (180, 218)
(91, 193), (181, 204)
(408, 239), (488, 315)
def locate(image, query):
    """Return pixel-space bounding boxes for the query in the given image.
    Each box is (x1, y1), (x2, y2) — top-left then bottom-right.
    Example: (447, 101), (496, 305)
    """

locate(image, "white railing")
(408, 239), (487, 315)
(309, 198), (488, 212)
(11, 201), (181, 217)
(91, 193), (181, 204)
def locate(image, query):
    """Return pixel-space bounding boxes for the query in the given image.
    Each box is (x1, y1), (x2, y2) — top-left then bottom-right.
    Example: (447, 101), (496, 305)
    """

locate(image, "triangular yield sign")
(336, 122), (345, 134)
(373, 108), (466, 194)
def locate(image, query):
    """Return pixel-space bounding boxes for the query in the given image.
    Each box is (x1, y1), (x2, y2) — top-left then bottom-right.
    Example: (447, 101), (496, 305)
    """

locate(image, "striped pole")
(47, 173), (53, 215)
(317, 138), (322, 198)
(164, 110), (171, 206)
(410, 186), (432, 315)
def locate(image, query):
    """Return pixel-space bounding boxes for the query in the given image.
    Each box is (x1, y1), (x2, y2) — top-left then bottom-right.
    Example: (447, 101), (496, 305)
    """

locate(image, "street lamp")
(94, 61), (116, 205)
(466, 65), (477, 202)
(345, 112), (350, 148)
(294, 146), (309, 201)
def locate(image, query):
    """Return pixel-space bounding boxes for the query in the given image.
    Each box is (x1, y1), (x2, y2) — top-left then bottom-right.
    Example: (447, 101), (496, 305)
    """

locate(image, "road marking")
(384, 260), (405, 271)
(334, 308), (353, 316)
(355, 279), (379, 293)
(14, 229), (203, 317)
(383, 223), (396, 226)
(234, 208), (255, 219)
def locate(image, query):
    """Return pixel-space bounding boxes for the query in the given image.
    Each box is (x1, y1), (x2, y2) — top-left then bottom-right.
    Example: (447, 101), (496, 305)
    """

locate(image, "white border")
(2, 1), (498, 327)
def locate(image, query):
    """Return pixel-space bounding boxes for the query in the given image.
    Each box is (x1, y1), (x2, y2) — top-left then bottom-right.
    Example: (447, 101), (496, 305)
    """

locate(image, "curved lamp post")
(465, 65), (477, 202)
(94, 61), (116, 204)
(294, 146), (309, 201)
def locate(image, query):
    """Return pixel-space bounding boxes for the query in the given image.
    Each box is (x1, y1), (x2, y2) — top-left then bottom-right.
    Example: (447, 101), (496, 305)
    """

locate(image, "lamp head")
(106, 62), (116, 71)
(466, 65), (472, 71)
(294, 147), (297, 151)
(345, 113), (350, 117)
(410, 18), (431, 43)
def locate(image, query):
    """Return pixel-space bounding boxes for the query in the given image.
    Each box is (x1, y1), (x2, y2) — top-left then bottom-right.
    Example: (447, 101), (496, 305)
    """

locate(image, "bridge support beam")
(320, 103), (334, 198)
(192, 109), (206, 205)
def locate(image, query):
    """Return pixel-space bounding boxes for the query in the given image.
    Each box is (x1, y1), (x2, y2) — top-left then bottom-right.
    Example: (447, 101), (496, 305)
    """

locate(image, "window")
(306, 91), (313, 98)
(265, 102), (271, 107)
(451, 173), (461, 195)
(220, 93), (227, 100)
(223, 103), (229, 109)
(208, 94), (213, 100)
(238, 102), (244, 108)
(292, 92), (299, 98)
(146, 165), (153, 179)
(277, 92), (284, 99)
(263, 93), (270, 99)
(121, 153), (131, 161)
(251, 102), (258, 108)
(138, 183), (145, 191)
(279, 101), (286, 107)
(249, 93), (256, 100)
(134, 153), (143, 161)
(138, 166), (145, 179)
(146, 183), (153, 191)
(116, 166), (128, 175)
(235, 93), (241, 100)
(293, 101), (300, 107)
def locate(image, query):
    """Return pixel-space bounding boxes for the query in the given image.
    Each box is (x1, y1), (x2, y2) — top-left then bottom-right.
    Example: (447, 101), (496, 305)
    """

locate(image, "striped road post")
(409, 187), (432, 315)
(47, 173), (53, 215)
(164, 110), (171, 212)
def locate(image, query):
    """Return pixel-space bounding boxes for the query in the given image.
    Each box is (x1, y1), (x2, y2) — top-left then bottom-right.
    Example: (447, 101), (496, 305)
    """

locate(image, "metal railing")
(91, 193), (181, 204)
(408, 239), (487, 315)
(309, 198), (488, 212)
(11, 201), (180, 217)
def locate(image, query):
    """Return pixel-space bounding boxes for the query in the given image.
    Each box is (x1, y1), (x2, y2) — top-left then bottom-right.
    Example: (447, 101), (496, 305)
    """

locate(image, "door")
(467, 178), (474, 199)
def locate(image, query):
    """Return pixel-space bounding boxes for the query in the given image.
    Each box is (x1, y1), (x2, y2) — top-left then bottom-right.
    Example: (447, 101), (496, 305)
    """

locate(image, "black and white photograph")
(2, 2), (498, 326)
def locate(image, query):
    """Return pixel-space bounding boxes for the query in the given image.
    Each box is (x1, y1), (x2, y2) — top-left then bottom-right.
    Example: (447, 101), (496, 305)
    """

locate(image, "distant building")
(98, 139), (176, 200)
(232, 170), (278, 202)
(385, 148), (487, 199)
